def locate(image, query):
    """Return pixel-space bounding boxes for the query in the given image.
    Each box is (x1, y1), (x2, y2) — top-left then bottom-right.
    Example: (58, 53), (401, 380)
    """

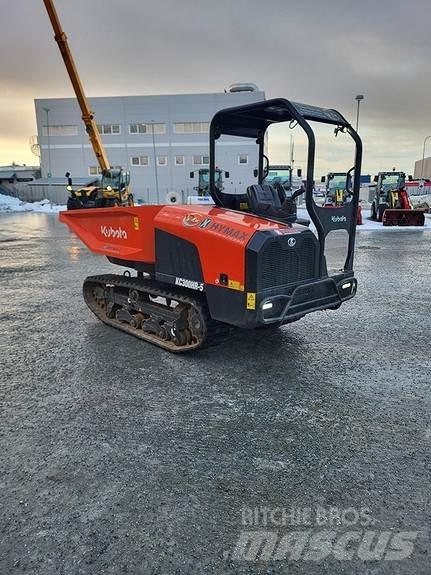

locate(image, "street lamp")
(43, 107), (52, 178)
(151, 121), (159, 201)
(420, 135), (431, 179)
(355, 95), (364, 132)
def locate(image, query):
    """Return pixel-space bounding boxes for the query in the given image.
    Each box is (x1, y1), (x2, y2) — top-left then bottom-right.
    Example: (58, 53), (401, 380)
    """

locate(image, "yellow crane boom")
(43, 0), (110, 172)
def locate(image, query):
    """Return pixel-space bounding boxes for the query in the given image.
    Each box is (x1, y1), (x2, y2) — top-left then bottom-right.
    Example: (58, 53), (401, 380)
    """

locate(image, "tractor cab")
(66, 168), (132, 210)
(263, 165), (293, 192)
(101, 168), (130, 194)
(322, 172), (353, 206)
(190, 168), (226, 197)
(379, 171), (405, 190)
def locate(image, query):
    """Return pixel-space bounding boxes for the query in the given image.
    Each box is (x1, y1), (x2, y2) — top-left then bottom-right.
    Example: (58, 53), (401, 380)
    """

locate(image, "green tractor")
(189, 168), (228, 197)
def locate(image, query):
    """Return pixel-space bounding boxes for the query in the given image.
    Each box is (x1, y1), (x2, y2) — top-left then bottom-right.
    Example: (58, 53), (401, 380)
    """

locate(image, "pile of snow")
(411, 194), (431, 210)
(0, 193), (65, 214)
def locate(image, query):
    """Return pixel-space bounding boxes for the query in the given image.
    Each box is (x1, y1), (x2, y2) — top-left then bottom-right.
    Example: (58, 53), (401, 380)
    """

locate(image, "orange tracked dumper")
(44, 0), (363, 352)
(59, 99), (362, 352)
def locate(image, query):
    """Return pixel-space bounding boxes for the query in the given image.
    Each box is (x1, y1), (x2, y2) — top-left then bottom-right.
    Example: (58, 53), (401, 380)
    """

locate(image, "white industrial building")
(414, 156), (431, 180)
(35, 87), (266, 203)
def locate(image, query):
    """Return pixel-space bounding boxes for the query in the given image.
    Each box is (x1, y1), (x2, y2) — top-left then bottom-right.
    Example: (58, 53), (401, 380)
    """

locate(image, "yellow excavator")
(43, 0), (133, 209)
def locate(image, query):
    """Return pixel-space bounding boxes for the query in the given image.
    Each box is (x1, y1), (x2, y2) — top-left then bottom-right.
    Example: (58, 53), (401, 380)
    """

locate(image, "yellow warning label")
(133, 217), (140, 230)
(246, 292), (256, 310)
(228, 280), (241, 291)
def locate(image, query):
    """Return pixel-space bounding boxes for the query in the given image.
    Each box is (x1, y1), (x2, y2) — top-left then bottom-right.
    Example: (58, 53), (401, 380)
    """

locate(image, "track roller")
(82, 274), (231, 352)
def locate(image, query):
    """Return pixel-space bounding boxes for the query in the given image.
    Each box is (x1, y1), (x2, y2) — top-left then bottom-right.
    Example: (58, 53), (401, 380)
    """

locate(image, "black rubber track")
(83, 273), (232, 353)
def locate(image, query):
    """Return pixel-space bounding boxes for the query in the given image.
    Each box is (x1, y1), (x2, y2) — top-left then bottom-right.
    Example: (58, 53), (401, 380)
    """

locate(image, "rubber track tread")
(82, 274), (232, 353)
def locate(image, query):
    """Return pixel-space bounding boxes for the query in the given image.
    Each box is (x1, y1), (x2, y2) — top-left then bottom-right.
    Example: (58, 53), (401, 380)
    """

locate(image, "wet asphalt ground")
(0, 212), (430, 574)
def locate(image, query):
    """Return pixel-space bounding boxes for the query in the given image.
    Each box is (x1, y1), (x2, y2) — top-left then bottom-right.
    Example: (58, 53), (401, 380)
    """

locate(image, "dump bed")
(59, 205), (164, 262)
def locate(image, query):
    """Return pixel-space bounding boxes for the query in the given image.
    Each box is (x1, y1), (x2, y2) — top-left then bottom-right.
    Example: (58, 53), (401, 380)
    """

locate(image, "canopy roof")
(210, 98), (349, 139)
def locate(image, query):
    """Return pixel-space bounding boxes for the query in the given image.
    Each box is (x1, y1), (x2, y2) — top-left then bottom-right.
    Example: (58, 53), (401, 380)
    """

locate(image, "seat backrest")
(246, 184), (282, 213)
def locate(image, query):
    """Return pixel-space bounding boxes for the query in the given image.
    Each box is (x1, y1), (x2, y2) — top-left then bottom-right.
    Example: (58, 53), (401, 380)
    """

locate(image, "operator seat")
(247, 184), (282, 213)
(246, 184), (300, 225)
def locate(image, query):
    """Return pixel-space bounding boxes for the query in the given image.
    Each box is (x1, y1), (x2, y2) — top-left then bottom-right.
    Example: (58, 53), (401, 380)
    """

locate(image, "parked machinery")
(43, 0), (133, 209)
(262, 165), (294, 191)
(189, 168), (228, 197)
(370, 171), (425, 226)
(321, 170), (362, 225)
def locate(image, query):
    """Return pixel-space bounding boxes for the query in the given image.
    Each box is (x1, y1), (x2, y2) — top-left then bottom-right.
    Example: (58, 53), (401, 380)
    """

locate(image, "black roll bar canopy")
(209, 98), (363, 273)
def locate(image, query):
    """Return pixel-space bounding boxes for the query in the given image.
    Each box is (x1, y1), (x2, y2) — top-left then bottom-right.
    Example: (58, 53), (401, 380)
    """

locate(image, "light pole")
(355, 95), (364, 132)
(151, 121), (159, 201)
(420, 135), (431, 179)
(43, 107), (52, 178)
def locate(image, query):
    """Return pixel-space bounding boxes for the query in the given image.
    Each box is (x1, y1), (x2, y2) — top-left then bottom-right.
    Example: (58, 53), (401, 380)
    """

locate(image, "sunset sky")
(1, 0), (430, 175)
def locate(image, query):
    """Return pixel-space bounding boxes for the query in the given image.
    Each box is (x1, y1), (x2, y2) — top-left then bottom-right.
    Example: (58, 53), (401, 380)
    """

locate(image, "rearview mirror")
(408, 175), (413, 181)
(189, 171), (194, 179)
(321, 175), (326, 183)
(373, 175), (378, 182)
(253, 169), (258, 178)
(225, 171), (230, 178)
(297, 169), (302, 178)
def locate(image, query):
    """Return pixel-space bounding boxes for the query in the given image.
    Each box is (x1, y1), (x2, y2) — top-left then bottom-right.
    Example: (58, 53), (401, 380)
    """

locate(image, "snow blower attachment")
(60, 98), (362, 352)
(371, 172), (425, 226)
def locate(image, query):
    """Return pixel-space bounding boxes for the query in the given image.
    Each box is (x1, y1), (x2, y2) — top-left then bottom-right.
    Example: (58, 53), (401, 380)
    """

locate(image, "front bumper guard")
(257, 277), (357, 324)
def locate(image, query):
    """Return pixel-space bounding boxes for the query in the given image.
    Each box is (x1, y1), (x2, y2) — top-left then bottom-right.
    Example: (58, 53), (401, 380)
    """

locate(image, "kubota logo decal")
(331, 215), (347, 223)
(100, 225), (128, 240)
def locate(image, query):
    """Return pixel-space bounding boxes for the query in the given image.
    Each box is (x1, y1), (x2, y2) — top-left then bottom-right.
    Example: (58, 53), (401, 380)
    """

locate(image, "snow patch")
(0, 193), (66, 214)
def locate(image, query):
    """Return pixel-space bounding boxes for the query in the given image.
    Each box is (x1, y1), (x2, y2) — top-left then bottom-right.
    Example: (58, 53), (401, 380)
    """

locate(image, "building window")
(97, 124), (121, 135)
(175, 155), (185, 166)
(157, 155), (168, 166)
(130, 156), (149, 166)
(238, 154), (248, 165)
(192, 155), (209, 165)
(42, 125), (78, 136)
(129, 123), (166, 134)
(89, 165), (121, 175)
(174, 122), (210, 134)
